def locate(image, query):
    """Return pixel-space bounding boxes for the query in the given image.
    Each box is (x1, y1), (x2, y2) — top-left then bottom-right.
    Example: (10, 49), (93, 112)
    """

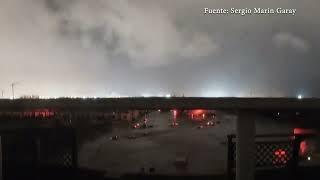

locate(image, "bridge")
(1, 97), (320, 180)
(1, 97), (320, 111)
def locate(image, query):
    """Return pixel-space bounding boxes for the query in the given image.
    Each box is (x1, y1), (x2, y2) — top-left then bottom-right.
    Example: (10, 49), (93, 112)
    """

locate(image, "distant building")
(113, 110), (142, 122)
(20, 95), (40, 99)
(23, 108), (55, 117)
(186, 109), (216, 120)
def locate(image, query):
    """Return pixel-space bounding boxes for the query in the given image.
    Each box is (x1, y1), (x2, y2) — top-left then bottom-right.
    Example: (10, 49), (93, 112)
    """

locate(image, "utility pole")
(11, 82), (19, 100)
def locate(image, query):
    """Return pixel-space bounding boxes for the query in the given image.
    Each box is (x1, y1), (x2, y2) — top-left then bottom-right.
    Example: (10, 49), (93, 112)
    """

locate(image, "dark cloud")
(0, 0), (319, 98)
(273, 32), (310, 53)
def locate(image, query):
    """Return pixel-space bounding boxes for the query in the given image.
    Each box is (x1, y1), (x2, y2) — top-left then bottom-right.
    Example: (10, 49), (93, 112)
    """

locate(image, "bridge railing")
(227, 133), (307, 179)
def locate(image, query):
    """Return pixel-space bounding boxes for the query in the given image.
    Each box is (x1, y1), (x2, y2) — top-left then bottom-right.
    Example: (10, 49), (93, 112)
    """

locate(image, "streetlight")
(11, 82), (20, 100)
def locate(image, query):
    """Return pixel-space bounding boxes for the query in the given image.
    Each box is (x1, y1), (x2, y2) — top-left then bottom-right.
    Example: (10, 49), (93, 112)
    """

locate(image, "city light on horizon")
(2, 92), (317, 100)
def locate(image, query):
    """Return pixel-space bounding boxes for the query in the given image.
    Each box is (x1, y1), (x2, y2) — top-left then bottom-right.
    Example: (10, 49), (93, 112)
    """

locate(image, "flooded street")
(79, 111), (293, 176)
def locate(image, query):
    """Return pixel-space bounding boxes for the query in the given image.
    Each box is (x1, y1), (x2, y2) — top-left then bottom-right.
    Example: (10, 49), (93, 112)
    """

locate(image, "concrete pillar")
(236, 111), (256, 180)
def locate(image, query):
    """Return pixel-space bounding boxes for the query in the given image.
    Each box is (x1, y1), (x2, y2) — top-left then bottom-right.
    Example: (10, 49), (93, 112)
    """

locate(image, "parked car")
(142, 132), (151, 137)
(127, 134), (137, 140)
(110, 135), (119, 141)
(169, 121), (179, 127)
(206, 121), (215, 126)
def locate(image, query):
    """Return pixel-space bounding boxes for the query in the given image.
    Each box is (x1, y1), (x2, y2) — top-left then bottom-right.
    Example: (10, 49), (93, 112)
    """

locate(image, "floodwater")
(78, 111), (294, 176)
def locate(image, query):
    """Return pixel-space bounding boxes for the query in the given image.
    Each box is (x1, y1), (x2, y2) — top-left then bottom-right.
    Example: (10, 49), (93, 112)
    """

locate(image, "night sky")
(0, 0), (319, 98)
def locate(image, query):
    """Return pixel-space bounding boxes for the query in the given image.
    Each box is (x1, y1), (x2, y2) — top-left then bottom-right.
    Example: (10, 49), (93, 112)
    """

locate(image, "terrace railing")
(227, 134), (304, 179)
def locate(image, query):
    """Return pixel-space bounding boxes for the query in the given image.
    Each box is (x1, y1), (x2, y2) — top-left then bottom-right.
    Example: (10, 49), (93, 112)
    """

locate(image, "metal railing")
(227, 134), (305, 179)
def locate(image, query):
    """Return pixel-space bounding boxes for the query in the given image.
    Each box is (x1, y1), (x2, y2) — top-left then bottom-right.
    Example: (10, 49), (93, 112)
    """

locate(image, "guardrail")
(226, 134), (308, 179)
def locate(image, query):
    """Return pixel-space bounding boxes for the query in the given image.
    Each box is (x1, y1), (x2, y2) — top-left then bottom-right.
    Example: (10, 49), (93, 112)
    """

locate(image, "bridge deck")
(1, 97), (320, 111)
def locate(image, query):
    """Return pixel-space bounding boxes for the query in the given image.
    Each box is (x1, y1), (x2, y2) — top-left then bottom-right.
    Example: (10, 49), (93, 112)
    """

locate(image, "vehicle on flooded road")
(110, 135), (119, 141)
